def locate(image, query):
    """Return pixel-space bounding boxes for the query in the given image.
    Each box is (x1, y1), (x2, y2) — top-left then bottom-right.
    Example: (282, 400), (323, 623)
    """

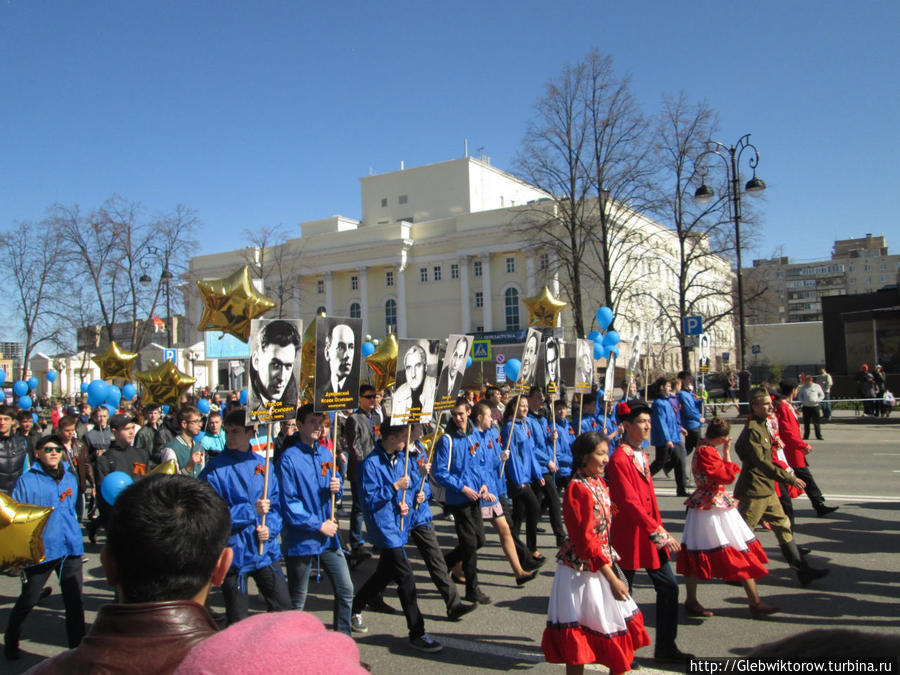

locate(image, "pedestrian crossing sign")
(471, 339), (491, 361)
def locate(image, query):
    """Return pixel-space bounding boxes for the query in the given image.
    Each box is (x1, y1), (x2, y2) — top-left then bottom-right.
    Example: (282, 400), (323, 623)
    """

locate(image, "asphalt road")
(2, 411), (897, 674)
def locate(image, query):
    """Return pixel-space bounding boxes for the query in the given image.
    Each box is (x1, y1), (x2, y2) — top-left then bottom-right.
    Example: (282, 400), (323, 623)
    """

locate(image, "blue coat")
(526, 413), (553, 472)
(407, 442), (433, 529)
(678, 390), (703, 430)
(501, 418), (542, 487)
(474, 426), (504, 504)
(276, 440), (343, 557)
(13, 461), (83, 565)
(357, 441), (415, 549)
(199, 448), (283, 575)
(433, 422), (484, 506)
(651, 397), (681, 446)
(551, 418), (574, 477)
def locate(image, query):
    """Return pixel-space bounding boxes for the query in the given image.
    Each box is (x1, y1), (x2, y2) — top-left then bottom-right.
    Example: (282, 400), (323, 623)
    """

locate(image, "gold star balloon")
(0, 493), (53, 571)
(196, 266), (277, 342)
(92, 341), (138, 381)
(150, 459), (178, 475)
(366, 333), (398, 392)
(524, 286), (568, 328)
(135, 360), (196, 407)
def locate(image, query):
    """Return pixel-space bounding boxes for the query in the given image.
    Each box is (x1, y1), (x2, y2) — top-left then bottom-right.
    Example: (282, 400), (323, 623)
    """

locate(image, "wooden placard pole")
(499, 393), (521, 479)
(549, 391), (557, 466)
(258, 422), (273, 555)
(577, 393), (584, 434)
(399, 423), (413, 531)
(329, 411), (341, 521)
(414, 410), (446, 509)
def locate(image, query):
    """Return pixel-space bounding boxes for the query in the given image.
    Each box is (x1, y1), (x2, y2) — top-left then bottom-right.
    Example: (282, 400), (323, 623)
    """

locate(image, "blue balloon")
(466, 356), (473, 368)
(361, 341), (376, 358)
(161, 404), (171, 414)
(587, 331), (601, 343)
(13, 380), (29, 397)
(608, 345), (620, 358)
(80, 382), (89, 393)
(27, 376), (38, 390)
(197, 398), (211, 415)
(46, 370), (58, 383)
(193, 432), (205, 443)
(593, 341), (607, 360)
(602, 330), (620, 347)
(122, 383), (137, 401)
(505, 358), (521, 382)
(239, 388), (248, 405)
(103, 403), (117, 416)
(595, 306), (614, 331)
(0, 369), (5, 386)
(32, 413), (39, 423)
(18, 395), (33, 410)
(105, 385), (122, 406)
(100, 471), (134, 506)
(87, 380), (108, 406)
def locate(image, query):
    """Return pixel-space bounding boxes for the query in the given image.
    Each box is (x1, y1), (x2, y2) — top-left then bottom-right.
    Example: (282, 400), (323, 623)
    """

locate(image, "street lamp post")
(140, 250), (175, 348)
(694, 134), (766, 389)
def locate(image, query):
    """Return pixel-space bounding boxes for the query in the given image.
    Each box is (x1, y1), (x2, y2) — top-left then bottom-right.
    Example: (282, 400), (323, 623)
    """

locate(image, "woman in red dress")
(677, 418), (778, 619)
(542, 432), (650, 675)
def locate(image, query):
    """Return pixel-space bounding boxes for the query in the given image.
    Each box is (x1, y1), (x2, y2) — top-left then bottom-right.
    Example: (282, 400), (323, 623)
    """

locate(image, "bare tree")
(1, 222), (66, 378)
(241, 224), (302, 318)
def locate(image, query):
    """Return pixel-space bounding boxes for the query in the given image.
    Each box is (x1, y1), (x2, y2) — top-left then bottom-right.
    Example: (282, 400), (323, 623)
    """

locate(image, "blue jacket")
(408, 442), (433, 529)
(276, 440), (343, 557)
(433, 422), (484, 506)
(474, 426), (504, 505)
(678, 390), (703, 430)
(581, 415), (602, 435)
(201, 430), (227, 454)
(526, 413), (553, 472)
(200, 448), (282, 575)
(551, 418), (574, 477)
(13, 461), (83, 565)
(501, 418), (542, 487)
(651, 397), (681, 446)
(358, 441), (415, 549)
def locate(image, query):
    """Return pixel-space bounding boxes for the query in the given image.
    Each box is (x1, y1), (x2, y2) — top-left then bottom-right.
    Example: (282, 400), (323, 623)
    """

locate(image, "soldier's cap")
(749, 388), (771, 403)
(109, 414), (134, 430)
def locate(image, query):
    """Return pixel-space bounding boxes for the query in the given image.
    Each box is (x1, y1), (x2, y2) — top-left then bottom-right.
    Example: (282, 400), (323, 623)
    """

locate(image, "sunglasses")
(40, 446), (63, 454)
(361, 394), (377, 399)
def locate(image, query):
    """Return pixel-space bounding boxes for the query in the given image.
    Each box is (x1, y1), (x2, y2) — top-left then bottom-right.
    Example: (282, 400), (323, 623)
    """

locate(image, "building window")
(381, 198), (387, 207)
(349, 302), (361, 319)
(475, 291), (483, 308)
(881, 263), (888, 271)
(385, 299), (397, 331)
(316, 305), (326, 315)
(386, 270), (394, 287)
(433, 265), (442, 281)
(473, 260), (483, 278)
(450, 263), (459, 280)
(351, 275), (359, 291)
(398, 194), (408, 204)
(505, 288), (520, 331)
(419, 267), (428, 283)
(476, 325), (484, 332)
(506, 256), (516, 273)
(316, 279), (324, 294)
(539, 253), (549, 271)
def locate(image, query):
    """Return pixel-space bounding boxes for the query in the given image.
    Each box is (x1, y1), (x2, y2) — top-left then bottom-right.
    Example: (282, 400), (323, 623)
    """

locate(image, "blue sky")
(2, 0), (897, 262)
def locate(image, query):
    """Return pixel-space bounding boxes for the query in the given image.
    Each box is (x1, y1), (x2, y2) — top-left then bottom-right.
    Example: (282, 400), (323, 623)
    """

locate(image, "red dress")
(676, 445), (769, 581)
(542, 474), (650, 670)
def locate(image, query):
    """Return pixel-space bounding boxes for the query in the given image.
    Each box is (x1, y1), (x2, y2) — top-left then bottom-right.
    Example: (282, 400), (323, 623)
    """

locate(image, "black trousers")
(221, 563), (291, 626)
(794, 465), (827, 512)
(623, 552), (679, 650)
(650, 443), (687, 493)
(509, 483), (541, 553)
(801, 406), (822, 439)
(536, 472), (565, 545)
(353, 546), (425, 640)
(5, 556), (85, 650)
(500, 498), (532, 567)
(444, 501), (486, 597)
(411, 523), (461, 611)
(777, 481), (796, 528)
(684, 427), (701, 457)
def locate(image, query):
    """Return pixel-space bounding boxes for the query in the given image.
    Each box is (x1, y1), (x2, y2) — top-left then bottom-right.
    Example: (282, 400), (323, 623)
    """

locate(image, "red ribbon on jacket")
(254, 464), (266, 475)
(133, 462), (146, 476)
(59, 488), (73, 503)
(320, 461), (333, 477)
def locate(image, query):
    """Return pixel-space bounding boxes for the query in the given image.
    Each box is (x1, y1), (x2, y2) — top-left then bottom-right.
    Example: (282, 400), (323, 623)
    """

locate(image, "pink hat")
(174, 612), (368, 675)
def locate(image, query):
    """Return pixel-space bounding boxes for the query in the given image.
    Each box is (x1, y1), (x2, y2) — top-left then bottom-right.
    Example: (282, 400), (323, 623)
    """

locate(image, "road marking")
(655, 488), (897, 502)
(873, 453), (900, 456)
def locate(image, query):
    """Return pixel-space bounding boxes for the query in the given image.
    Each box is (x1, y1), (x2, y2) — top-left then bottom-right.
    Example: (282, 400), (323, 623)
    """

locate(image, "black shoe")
(816, 505), (838, 517)
(4, 641), (20, 661)
(367, 597), (398, 614)
(523, 555), (547, 571)
(816, 436), (824, 441)
(654, 645), (694, 663)
(447, 602), (477, 620)
(516, 571), (537, 586)
(798, 546), (812, 555)
(39, 586), (52, 600)
(797, 566), (829, 587)
(464, 589), (492, 605)
(87, 520), (98, 545)
(409, 633), (443, 653)
(676, 490), (689, 497)
(536, 526), (547, 533)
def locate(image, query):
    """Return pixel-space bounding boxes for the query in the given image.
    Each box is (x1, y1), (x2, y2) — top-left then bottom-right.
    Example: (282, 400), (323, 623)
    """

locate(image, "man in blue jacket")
(277, 404), (353, 635)
(199, 410), (290, 625)
(677, 371), (704, 458)
(649, 378), (688, 496)
(4, 435), (85, 660)
(351, 422), (442, 653)
(523, 387), (564, 546)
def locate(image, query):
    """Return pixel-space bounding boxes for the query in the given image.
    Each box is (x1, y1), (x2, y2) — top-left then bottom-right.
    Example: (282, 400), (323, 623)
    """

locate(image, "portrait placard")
(603, 353), (617, 402)
(246, 319), (302, 425)
(573, 338), (594, 394)
(390, 338), (441, 424)
(313, 317), (362, 412)
(542, 336), (562, 395)
(514, 327), (542, 394)
(434, 334), (473, 412)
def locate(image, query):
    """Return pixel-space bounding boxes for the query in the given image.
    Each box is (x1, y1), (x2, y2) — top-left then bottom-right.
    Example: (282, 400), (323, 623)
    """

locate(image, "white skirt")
(682, 506), (756, 552)
(546, 564), (642, 637)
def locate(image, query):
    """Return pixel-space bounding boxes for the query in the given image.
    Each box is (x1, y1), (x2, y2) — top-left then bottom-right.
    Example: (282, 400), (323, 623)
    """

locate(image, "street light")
(694, 134), (766, 391)
(140, 253), (175, 348)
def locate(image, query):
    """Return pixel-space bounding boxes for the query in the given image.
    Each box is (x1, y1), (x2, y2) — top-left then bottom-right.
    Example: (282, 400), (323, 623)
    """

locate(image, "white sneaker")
(351, 613), (368, 633)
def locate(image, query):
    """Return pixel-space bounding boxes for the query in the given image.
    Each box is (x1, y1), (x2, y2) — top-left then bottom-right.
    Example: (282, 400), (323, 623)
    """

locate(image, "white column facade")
(525, 252), (536, 295)
(359, 267), (369, 336)
(292, 279), (301, 318)
(397, 267), (408, 338)
(459, 257), (470, 332)
(481, 255), (493, 332)
(324, 272), (334, 315)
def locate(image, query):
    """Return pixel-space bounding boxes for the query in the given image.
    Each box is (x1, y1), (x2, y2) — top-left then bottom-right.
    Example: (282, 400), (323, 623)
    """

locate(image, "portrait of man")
(314, 317), (362, 412)
(574, 338), (594, 394)
(434, 334), (472, 410)
(543, 337), (561, 394)
(390, 339), (439, 424)
(246, 319), (301, 423)
(515, 328), (541, 392)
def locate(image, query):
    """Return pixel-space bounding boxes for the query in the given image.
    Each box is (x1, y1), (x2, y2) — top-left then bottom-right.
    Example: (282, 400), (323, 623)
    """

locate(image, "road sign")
(683, 316), (703, 336)
(495, 364), (506, 383)
(471, 339), (491, 361)
(496, 353), (505, 364)
(722, 352), (730, 363)
(163, 348), (177, 364)
(751, 344), (761, 355)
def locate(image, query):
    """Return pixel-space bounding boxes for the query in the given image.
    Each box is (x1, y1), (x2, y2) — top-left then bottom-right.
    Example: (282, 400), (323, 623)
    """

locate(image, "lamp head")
(694, 184), (715, 205)
(745, 176), (766, 196)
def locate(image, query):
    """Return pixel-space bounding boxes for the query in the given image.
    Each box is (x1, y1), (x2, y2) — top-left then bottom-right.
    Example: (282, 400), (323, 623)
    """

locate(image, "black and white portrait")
(246, 318), (302, 425)
(543, 336), (561, 394)
(434, 334), (472, 412)
(515, 327), (541, 393)
(574, 338), (594, 394)
(390, 338), (440, 424)
(313, 316), (362, 412)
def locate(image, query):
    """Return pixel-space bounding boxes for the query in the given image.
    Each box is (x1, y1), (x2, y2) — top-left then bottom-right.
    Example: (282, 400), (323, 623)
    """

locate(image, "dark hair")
(207, 411), (222, 420)
(259, 319), (300, 351)
(570, 392), (595, 419)
(178, 405), (200, 425)
(779, 379), (799, 396)
(471, 401), (491, 421)
(501, 395), (522, 426)
(58, 414), (77, 429)
(223, 409), (249, 428)
(677, 370), (691, 380)
(379, 420), (407, 440)
(295, 403), (317, 425)
(527, 385), (542, 397)
(35, 434), (65, 451)
(143, 403), (160, 413)
(16, 410), (34, 422)
(483, 386), (499, 399)
(571, 432), (607, 470)
(107, 475), (230, 603)
(0, 404), (14, 419)
(650, 377), (668, 399)
(359, 384), (375, 397)
(706, 417), (730, 439)
(619, 402), (651, 423)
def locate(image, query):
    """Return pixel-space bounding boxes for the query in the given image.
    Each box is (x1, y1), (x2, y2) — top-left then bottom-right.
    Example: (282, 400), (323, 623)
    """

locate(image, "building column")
(397, 267), (408, 338)
(324, 272), (334, 315)
(526, 252), (536, 296)
(481, 255), (493, 332)
(460, 257), (470, 332)
(359, 267), (369, 336)
(292, 279), (301, 318)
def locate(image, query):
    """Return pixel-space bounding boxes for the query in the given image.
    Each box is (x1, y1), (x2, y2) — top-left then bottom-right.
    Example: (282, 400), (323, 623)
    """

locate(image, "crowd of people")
(0, 368), (850, 672)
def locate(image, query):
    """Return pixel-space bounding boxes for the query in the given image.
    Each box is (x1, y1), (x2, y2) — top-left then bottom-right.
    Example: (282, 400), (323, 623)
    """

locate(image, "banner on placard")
(391, 338), (441, 424)
(246, 319), (302, 425)
(314, 317), (362, 412)
(434, 335), (473, 412)
(542, 336), (561, 395)
(574, 338), (594, 394)
(514, 327), (542, 394)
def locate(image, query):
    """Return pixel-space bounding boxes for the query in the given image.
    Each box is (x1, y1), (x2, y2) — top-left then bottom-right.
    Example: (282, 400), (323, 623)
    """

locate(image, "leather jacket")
(64, 438), (95, 494)
(0, 433), (28, 495)
(28, 601), (218, 674)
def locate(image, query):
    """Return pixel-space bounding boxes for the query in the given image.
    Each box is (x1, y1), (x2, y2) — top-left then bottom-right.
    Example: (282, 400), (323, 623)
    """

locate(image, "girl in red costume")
(542, 432), (650, 675)
(677, 418), (778, 619)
